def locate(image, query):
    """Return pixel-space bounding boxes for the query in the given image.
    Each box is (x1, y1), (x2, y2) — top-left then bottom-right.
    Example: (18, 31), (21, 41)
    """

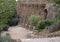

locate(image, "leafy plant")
(44, 19), (54, 26)
(7, 17), (19, 26)
(3, 25), (9, 31)
(0, 0), (16, 31)
(36, 19), (54, 32)
(36, 20), (45, 32)
(28, 15), (40, 26)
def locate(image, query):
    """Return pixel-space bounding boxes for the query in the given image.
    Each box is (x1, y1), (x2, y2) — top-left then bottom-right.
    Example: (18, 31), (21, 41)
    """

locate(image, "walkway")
(8, 26), (32, 39)
(21, 37), (60, 42)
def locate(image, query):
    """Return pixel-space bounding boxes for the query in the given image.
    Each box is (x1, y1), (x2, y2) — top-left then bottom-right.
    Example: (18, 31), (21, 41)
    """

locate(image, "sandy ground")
(1, 26), (32, 39)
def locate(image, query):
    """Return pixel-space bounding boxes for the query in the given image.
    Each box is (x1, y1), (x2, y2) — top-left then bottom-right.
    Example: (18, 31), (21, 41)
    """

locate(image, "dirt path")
(1, 26), (32, 39)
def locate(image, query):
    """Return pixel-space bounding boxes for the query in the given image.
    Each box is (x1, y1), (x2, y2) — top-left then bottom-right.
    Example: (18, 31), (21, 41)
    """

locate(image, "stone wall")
(17, 3), (47, 25)
(16, 0), (57, 25)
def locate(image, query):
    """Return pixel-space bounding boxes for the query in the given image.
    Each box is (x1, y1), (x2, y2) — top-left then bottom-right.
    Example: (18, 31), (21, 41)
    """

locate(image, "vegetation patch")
(0, 0), (19, 32)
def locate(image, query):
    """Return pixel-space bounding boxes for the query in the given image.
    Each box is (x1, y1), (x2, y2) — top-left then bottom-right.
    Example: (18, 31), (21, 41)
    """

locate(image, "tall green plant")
(0, 0), (16, 31)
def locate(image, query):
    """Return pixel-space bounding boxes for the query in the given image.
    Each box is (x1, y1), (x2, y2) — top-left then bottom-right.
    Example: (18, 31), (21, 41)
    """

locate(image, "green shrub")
(44, 19), (54, 26)
(36, 20), (45, 32)
(28, 15), (54, 32)
(28, 15), (40, 26)
(0, 24), (9, 31)
(3, 25), (9, 31)
(7, 18), (19, 26)
(36, 19), (54, 32)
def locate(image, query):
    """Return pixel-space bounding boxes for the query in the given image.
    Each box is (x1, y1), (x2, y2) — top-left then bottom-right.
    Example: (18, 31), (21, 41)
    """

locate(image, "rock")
(48, 22), (60, 33)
